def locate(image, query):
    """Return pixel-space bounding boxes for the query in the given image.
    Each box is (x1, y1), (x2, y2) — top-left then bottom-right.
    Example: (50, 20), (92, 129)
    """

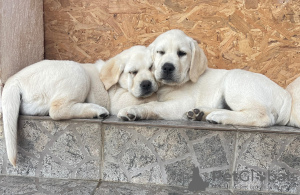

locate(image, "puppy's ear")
(100, 58), (124, 90)
(147, 43), (155, 61)
(189, 40), (208, 82)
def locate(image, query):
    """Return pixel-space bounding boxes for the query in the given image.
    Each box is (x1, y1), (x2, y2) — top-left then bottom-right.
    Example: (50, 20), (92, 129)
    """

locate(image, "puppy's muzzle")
(161, 63), (175, 80)
(140, 80), (153, 96)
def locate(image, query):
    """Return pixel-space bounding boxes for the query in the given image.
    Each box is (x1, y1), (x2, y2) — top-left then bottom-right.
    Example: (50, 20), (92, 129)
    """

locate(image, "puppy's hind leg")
(49, 99), (109, 120)
(187, 106), (276, 127)
(205, 108), (276, 127)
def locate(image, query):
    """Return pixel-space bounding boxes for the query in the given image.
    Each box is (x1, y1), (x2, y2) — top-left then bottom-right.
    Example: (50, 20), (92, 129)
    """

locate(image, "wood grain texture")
(1, 0), (44, 82)
(44, 0), (300, 87)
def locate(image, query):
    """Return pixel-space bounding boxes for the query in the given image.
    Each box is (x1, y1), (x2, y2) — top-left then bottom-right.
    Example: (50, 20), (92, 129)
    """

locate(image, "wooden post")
(0, 0), (44, 121)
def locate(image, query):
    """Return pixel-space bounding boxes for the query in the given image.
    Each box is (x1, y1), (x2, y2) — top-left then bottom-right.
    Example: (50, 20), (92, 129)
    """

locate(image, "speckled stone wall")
(1, 116), (300, 194)
(101, 121), (300, 194)
(102, 124), (235, 188)
(0, 116), (102, 180)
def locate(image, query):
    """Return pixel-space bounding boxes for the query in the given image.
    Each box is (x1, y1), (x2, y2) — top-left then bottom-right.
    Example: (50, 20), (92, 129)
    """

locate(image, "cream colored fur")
(118, 29), (293, 128)
(2, 60), (109, 167)
(2, 45), (157, 167)
(286, 77), (300, 128)
(100, 46), (158, 115)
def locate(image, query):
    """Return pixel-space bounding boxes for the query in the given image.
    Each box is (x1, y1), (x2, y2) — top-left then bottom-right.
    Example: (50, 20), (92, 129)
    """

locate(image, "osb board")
(44, 0), (300, 87)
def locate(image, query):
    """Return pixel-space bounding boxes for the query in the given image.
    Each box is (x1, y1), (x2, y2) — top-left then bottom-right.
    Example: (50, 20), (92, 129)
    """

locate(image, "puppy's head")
(149, 29), (208, 85)
(100, 45), (158, 98)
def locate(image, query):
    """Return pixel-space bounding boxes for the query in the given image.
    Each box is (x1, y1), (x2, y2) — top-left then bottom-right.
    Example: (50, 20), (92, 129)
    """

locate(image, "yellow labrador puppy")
(2, 60), (109, 166)
(118, 29), (293, 128)
(2, 45), (157, 167)
(101, 45), (158, 116)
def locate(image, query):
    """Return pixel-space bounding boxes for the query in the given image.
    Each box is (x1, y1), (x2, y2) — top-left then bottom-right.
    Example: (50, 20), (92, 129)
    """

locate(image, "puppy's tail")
(2, 79), (21, 167)
(286, 77), (300, 128)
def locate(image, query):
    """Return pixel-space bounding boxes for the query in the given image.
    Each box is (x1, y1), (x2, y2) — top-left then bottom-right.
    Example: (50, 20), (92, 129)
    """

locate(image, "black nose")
(140, 80), (152, 90)
(162, 63), (175, 74)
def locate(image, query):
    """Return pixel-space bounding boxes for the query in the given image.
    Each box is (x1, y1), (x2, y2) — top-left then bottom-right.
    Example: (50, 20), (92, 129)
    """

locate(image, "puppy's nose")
(140, 80), (152, 90)
(162, 63), (175, 74)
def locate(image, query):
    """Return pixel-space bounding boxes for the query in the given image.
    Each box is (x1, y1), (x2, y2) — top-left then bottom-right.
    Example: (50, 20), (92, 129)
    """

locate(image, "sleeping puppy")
(100, 45), (158, 115)
(118, 29), (293, 128)
(2, 60), (110, 166)
(2, 45), (157, 167)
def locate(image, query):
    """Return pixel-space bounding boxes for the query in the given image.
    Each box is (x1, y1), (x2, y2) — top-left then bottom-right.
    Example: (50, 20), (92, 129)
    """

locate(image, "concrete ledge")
(0, 175), (99, 195)
(1, 115), (300, 194)
(104, 116), (300, 134)
(0, 175), (284, 195)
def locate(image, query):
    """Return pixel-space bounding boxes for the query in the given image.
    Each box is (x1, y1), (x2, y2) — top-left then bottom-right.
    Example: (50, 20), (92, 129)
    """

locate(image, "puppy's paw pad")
(126, 113), (141, 121)
(120, 116), (129, 121)
(91, 106), (109, 119)
(207, 119), (218, 124)
(187, 111), (195, 118)
(99, 113), (109, 119)
(93, 112), (109, 119)
(193, 109), (200, 115)
(186, 109), (204, 121)
(127, 114), (136, 120)
(118, 107), (141, 121)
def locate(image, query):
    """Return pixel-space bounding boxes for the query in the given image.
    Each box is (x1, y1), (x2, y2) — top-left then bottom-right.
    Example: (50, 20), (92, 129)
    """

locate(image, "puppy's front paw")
(118, 107), (141, 121)
(93, 107), (110, 119)
(186, 108), (204, 121)
(206, 112), (226, 124)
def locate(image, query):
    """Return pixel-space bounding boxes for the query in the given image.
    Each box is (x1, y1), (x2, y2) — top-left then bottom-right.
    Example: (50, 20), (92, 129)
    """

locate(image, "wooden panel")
(1, 0), (44, 83)
(44, 0), (300, 87)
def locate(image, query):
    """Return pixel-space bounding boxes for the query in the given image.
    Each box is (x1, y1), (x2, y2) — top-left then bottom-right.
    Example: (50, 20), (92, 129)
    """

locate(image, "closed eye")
(157, 51), (165, 55)
(129, 70), (138, 75)
(177, 50), (186, 57)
